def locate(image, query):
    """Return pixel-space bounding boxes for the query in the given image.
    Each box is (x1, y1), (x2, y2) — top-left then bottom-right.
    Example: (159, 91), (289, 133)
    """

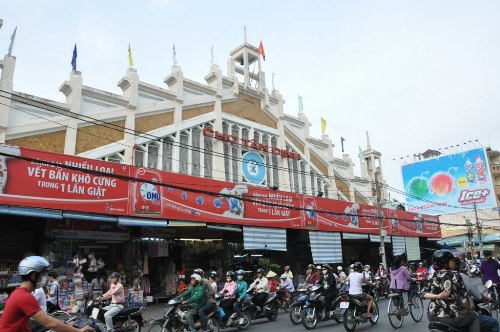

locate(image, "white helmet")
(191, 274), (202, 282)
(337, 266), (343, 271)
(18, 256), (50, 276)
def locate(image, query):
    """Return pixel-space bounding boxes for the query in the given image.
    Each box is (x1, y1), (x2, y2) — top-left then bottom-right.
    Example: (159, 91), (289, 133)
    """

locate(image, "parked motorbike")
(85, 299), (145, 332)
(214, 292), (252, 330)
(289, 285), (309, 325)
(301, 284), (344, 330)
(242, 284), (279, 322)
(146, 297), (219, 332)
(341, 290), (379, 332)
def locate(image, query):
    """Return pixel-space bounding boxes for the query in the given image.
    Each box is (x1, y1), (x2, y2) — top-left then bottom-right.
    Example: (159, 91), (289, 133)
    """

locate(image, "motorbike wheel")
(237, 311), (252, 330)
(369, 302), (379, 325)
(207, 317), (220, 332)
(373, 290), (379, 302)
(267, 303), (279, 321)
(333, 301), (343, 324)
(289, 306), (302, 325)
(121, 319), (141, 332)
(301, 307), (318, 330)
(342, 307), (357, 332)
(283, 299), (291, 313)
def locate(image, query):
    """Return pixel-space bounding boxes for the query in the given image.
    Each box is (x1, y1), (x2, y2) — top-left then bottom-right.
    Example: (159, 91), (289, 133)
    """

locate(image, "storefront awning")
(342, 233), (369, 240)
(118, 217), (169, 227)
(309, 231), (342, 264)
(392, 236), (406, 255)
(243, 226), (287, 251)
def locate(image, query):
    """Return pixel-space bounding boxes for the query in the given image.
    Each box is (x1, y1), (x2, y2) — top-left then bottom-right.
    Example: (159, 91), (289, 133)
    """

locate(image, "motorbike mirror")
(485, 280), (493, 289)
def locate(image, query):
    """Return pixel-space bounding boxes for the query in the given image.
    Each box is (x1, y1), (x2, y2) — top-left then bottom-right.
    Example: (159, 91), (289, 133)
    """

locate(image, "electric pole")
(474, 203), (483, 257)
(375, 173), (387, 268)
(464, 217), (473, 259)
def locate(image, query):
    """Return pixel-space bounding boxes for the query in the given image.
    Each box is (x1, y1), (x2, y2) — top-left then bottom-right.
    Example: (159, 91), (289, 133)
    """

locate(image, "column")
(59, 70), (83, 155)
(0, 55), (16, 143)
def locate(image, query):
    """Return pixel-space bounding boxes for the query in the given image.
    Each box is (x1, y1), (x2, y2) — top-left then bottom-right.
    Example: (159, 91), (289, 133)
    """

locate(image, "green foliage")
(258, 257), (281, 273)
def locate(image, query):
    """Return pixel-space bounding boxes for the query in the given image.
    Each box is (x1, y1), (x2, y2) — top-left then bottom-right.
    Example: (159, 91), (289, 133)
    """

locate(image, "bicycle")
(386, 285), (424, 329)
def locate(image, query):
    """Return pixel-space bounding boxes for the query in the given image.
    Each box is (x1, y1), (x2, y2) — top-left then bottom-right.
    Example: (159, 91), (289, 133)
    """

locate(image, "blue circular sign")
(242, 152), (266, 184)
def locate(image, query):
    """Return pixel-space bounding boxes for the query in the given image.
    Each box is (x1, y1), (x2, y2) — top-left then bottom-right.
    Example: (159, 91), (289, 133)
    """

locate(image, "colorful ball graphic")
(430, 172), (454, 197)
(408, 177), (429, 199)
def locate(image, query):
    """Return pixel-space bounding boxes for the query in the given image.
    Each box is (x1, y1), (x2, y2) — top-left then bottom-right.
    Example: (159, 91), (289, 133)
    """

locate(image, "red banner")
(0, 144), (441, 237)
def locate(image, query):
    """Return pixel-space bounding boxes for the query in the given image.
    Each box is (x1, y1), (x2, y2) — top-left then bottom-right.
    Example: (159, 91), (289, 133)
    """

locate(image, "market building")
(0, 33), (441, 303)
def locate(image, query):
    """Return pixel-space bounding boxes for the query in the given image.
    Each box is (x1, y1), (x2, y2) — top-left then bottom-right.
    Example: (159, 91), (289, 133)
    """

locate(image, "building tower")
(363, 131), (387, 200)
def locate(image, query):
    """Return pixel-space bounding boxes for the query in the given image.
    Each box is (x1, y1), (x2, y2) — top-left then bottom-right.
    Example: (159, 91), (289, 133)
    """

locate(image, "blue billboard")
(401, 148), (497, 215)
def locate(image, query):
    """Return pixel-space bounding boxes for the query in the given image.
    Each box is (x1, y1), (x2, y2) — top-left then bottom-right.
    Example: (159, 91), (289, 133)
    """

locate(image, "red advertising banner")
(0, 144), (441, 238)
(0, 145), (129, 215)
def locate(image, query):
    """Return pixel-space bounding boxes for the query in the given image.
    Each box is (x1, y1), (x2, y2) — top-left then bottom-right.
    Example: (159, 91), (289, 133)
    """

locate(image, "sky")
(1, 0), (500, 206)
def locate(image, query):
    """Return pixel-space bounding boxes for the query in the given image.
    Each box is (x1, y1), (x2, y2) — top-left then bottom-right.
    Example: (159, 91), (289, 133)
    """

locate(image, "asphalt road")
(142, 276), (489, 332)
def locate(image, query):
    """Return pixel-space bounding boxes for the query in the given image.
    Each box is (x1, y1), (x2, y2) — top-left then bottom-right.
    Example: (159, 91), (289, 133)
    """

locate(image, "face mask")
(36, 275), (48, 289)
(322, 270), (328, 275)
(237, 275), (243, 281)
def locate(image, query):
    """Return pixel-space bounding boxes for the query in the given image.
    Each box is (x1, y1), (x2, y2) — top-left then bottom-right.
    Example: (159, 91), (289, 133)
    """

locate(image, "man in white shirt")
(347, 262), (375, 317)
(249, 268), (269, 310)
(32, 287), (47, 312)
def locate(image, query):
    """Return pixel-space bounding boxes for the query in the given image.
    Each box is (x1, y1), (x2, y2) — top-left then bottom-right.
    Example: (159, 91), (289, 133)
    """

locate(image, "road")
(142, 276), (489, 332)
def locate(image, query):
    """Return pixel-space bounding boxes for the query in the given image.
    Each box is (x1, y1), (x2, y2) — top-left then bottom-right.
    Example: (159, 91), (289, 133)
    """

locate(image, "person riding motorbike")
(453, 257), (499, 332)
(480, 250), (500, 299)
(219, 272), (237, 318)
(97, 271), (125, 332)
(0, 256), (92, 332)
(249, 268), (269, 310)
(319, 264), (338, 316)
(347, 262), (375, 317)
(389, 255), (415, 305)
(362, 265), (373, 281)
(193, 268), (215, 332)
(415, 262), (429, 281)
(232, 269), (248, 324)
(305, 264), (320, 285)
(375, 263), (388, 278)
(422, 250), (480, 332)
(337, 266), (347, 283)
(266, 271), (279, 293)
(177, 274), (206, 332)
(283, 265), (293, 281)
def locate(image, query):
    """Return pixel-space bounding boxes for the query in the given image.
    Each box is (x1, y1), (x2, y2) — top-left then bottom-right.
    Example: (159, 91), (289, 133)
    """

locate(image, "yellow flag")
(321, 117), (327, 134)
(128, 43), (134, 67)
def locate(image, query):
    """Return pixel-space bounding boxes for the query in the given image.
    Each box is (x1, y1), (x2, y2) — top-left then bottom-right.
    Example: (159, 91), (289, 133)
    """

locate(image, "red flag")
(258, 40), (266, 61)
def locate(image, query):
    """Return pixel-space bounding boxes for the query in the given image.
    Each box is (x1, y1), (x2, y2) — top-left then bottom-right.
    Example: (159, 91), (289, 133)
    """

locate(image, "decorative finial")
(210, 45), (214, 65)
(366, 131), (371, 149)
(173, 44), (177, 65)
(7, 26), (17, 56)
(244, 26), (247, 43)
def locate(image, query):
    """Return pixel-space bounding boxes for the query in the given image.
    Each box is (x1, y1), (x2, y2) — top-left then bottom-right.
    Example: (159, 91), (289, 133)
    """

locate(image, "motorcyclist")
(480, 250), (500, 300)
(266, 271), (279, 293)
(97, 271), (125, 332)
(193, 268), (216, 332)
(178, 274), (206, 332)
(453, 257), (499, 332)
(422, 250), (480, 332)
(248, 268), (269, 310)
(337, 266), (347, 283)
(375, 263), (388, 278)
(415, 262), (428, 281)
(305, 264), (320, 285)
(219, 271), (237, 319)
(362, 265), (373, 281)
(0, 256), (92, 332)
(347, 262), (375, 317)
(232, 269), (248, 325)
(319, 264), (337, 316)
(279, 274), (295, 292)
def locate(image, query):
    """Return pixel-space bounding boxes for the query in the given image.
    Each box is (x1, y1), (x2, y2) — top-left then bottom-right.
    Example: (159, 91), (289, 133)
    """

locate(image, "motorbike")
(289, 285), (309, 325)
(146, 297), (219, 332)
(301, 284), (344, 330)
(469, 264), (481, 278)
(241, 284), (279, 322)
(85, 299), (145, 332)
(341, 288), (379, 332)
(371, 277), (388, 302)
(213, 292), (252, 330)
(276, 284), (291, 312)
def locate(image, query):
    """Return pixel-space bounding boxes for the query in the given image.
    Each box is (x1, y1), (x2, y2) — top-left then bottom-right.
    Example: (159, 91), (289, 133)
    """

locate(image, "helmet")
(484, 250), (492, 257)
(322, 264), (332, 270)
(418, 262), (423, 266)
(307, 264), (315, 270)
(226, 271), (235, 277)
(256, 268), (264, 274)
(349, 264), (354, 269)
(284, 265), (290, 270)
(191, 274), (202, 282)
(337, 266), (343, 271)
(316, 265), (322, 270)
(379, 263), (384, 267)
(280, 274), (287, 279)
(266, 271), (277, 278)
(364, 265), (370, 269)
(432, 250), (455, 269)
(353, 262), (363, 271)
(236, 269), (245, 275)
(18, 256), (50, 276)
(194, 268), (205, 277)
(110, 272), (121, 279)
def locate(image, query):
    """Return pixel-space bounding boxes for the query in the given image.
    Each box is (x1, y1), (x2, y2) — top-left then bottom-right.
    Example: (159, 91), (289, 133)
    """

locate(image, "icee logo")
(458, 189), (490, 205)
